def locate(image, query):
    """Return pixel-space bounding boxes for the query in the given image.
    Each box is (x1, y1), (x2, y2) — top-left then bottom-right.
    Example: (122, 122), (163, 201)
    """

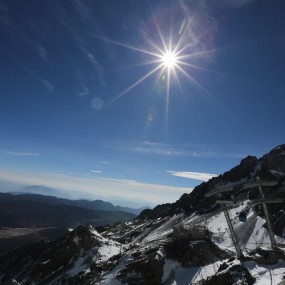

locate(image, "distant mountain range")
(0, 192), (144, 255)
(0, 192), (136, 228)
(7, 190), (148, 215)
(15, 185), (66, 196)
(7, 185), (151, 213)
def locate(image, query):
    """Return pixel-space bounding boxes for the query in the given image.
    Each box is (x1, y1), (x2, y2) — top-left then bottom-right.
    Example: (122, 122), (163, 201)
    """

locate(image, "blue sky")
(0, 0), (284, 205)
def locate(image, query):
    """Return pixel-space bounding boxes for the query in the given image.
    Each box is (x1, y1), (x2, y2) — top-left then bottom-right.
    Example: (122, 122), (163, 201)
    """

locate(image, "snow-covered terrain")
(1, 145), (285, 284)
(1, 202), (284, 285)
(95, 210), (285, 284)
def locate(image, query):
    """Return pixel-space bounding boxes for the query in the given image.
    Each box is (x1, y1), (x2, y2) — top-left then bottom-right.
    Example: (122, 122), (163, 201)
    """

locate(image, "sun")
(101, 13), (214, 119)
(161, 50), (178, 70)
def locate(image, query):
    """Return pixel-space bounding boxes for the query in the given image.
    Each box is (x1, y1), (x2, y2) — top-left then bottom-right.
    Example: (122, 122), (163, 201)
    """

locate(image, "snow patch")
(73, 236), (79, 245)
(162, 258), (223, 284)
(67, 256), (87, 276)
(245, 260), (285, 285)
(97, 243), (122, 262)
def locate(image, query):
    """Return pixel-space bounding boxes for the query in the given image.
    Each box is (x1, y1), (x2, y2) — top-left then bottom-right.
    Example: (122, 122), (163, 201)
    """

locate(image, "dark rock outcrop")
(138, 144), (285, 220)
(0, 225), (107, 285)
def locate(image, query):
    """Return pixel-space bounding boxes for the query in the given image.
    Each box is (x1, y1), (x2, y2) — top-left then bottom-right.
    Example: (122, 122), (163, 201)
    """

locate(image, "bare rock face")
(261, 144), (285, 174)
(193, 263), (256, 285)
(164, 240), (232, 267)
(117, 246), (165, 285)
(0, 239), (51, 285)
(221, 155), (258, 183)
(248, 247), (285, 265)
(0, 225), (111, 285)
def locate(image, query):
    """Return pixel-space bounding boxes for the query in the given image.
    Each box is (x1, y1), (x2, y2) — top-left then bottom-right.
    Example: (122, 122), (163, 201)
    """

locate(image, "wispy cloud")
(3, 150), (40, 157)
(41, 79), (54, 92)
(116, 141), (217, 158)
(75, 36), (106, 87)
(112, 140), (248, 159)
(0, 5), (49, 63)
(22, 36), (50, 62)
(72, 0), (93, 22)
(167, 170), (217, 182)
(132, 142), (192, 156)
(224, 0), (255, 9)
(86, 53), (106, 87)
(79, 85), (89, 97)
(203, 0), (256, 10)
(90, 170), (102, 173)
(99, 161), (110, 165)
(32, 41), (49, 62)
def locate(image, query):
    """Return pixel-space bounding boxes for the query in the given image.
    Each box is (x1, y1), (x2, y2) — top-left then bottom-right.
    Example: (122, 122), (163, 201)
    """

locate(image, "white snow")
(90, 228), (108, 242)
(15, 199), (285, 284)
(245, 260), (285, 285)
(65, 226), (124, 279)
(270, 169), (285, 177)
(66, 195), (285, 285)
(161, 258), (285, 285)
(191, 204), (285, 255)
(142, 214), (183, 243)
(162, 258), (223, 285)
(97, 243), (122, 262)
(98, 255), (131, 285)
(67, 256), (87, 276)
(244, 215), (285, 251)
(73, 236), (79, 245)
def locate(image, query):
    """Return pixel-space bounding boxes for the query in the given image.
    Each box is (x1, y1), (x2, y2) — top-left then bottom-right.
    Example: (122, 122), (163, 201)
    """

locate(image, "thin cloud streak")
(202, 0), (256, 10)
(32, 41), (49, 62)
(167, 170), (217, 181)
(76, 37), (107, 87)
(3, 150), (40, 157)
(112, 140), (246, 158)
(71, 0), (93, 22)
(119, 141), (216, 157)
(222, 0), (256, 9)
(41, 79), (54, 92)
(79, 85), (89, 97)
(90, 170), (102, 173)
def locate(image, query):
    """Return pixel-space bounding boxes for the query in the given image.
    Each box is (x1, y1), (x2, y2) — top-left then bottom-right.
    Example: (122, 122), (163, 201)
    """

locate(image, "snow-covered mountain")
(1, 145), (285, 285)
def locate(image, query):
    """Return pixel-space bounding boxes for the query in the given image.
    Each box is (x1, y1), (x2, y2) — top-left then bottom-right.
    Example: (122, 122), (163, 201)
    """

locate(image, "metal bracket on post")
(258, 185), (277, 249)
(205, 177), (281, 254)
(244, 177), (280, 250)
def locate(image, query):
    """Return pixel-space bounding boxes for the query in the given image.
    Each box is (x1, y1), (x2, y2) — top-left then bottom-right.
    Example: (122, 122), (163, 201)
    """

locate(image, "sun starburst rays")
(106, 37), (206, 102)
(102, 14), (214, 129)
(161, 50), (178, 70)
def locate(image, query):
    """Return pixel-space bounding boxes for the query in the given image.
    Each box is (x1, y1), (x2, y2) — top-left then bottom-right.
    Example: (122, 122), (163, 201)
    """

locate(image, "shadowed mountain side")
(0, 196), (135, 228)
(4, 191), (148, 215)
